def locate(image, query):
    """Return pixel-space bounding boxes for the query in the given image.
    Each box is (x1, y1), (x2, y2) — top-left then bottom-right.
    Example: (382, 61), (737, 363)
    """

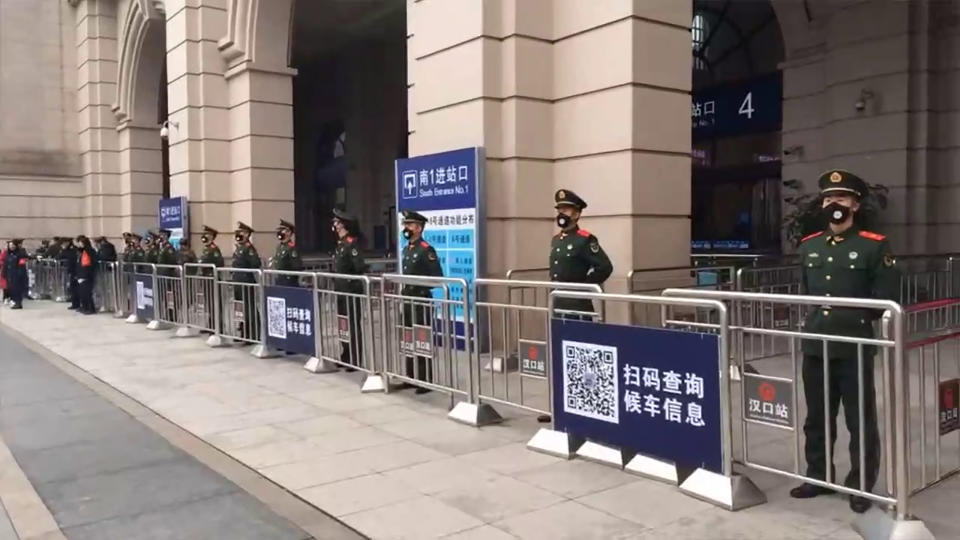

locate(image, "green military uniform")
(549, 189), (613, 317)
(332, 209), (368, 368)
(144, 232), (159, 264)
(793, 169), (900, 511)
(273, 219), (302, 287)
(198, 225), (223, 331)
(231, 222), (261, 340)
(400, 210), (444, 387)
(155, 230), (178, 278)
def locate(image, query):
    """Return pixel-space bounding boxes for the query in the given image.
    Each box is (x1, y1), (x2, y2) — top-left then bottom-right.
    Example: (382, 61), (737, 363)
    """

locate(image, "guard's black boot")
(789, 483), (834, 499)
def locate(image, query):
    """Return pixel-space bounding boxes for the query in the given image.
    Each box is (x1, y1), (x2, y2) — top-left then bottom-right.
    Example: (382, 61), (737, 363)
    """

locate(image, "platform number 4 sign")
(739, 91), (754, 119)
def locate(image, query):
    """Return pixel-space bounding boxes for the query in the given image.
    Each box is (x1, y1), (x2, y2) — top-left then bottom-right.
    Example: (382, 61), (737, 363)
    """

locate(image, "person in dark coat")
(59, 237), (78, 309)
(332, 209), (368, 371)
(75, 235), (99, 314)
(399, 210), (444, 393)
(96, 236), (117, 262)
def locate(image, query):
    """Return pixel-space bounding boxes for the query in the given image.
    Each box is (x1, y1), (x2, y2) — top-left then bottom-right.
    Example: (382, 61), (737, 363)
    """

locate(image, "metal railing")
(472, 279), (603, 418)
(213, 267), (262, 345)
(182, 263), (218, 334)
(660, 289), (909, 517)
(152, 264), (184, 328)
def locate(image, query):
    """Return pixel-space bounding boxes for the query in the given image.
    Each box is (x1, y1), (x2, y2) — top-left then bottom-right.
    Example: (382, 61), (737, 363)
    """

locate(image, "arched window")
(692, 13), (709, 71)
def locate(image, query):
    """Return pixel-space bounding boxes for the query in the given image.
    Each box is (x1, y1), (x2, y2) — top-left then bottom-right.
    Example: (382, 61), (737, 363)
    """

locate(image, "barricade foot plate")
(447, 402), (503, 427)
(526, 428), (584, 460)
(114, 311), (127, 319)
(679, 469), (765, 511)
(175, 327), (200, 338)
(250, 344), (280, 359)
(146, 320), (171, 331)
(576, 441), (630, 469)
(205, 335), (225, 348)
(625, 454), (679, 485)
(303, 357), (338, 373)
(852, 508), (935, 540)
(125, 314), (143, 324)
(483, 355), (518, 374)
(360, 374), (387, 393)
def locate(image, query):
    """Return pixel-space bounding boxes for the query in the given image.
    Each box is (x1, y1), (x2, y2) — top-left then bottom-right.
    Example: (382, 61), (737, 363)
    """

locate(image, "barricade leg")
(250, 285), (279, 359)
(303, 291), (340, 373)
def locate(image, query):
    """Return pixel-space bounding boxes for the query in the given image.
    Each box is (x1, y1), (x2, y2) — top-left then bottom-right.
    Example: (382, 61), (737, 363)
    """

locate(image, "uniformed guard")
(75, 235), (98, 314)
(198, 226), (223, 332)
(156, 229), (177, 270)
(199, 225), (224, 270)
(177, 238), (198, 266)
(550, 189), (613, 317)
(96, 236), (117, 263)
(400, 210), (444, 393)
(144, 231), (159, 264)
(5, 239), (28, 309)
(129, 233), (145, 263)
(231, 222), (261, 340)
(790, 169), (899, 514)
(332, 209), (368, 371)
(120, 232), (133, 261)
(272, 219), (302, 287)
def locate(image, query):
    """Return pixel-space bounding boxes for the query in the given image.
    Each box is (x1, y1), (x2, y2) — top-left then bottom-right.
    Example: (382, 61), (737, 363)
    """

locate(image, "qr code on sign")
(267, 297), (287, 339)
(562, 340), (619, 424)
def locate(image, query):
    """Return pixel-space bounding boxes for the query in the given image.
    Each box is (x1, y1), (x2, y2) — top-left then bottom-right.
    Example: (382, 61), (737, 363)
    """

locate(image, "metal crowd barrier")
(305, 271), (385, 391)
(117, 261), (136, 318)
(92, 261), (119, 314)
(124, 263), (156, 324)
(211, 267), (262, 348)
(181, 263), (218, 336)
(150, 264), (184, 330)
(627, 266), (736, 327)
(380, 273), (499, 426)
(30, 258), (69, 302)
(472, 278), (602, 418)
(658, 288), (934, 535)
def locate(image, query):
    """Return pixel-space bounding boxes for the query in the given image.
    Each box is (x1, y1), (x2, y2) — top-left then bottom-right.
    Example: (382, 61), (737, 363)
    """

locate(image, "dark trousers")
(802, 354), (880, 490)
(337, 295), (364, 367)
(403, 300), (433, 383)
(68, 276), (79, 308)
(7, 282), (22, 307)
(233, 286), (259, 340)
(77, 277), (96, 313)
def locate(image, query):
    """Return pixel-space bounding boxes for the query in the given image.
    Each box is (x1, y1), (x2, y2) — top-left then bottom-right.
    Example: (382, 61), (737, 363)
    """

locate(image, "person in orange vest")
(75, 235), (99, 314)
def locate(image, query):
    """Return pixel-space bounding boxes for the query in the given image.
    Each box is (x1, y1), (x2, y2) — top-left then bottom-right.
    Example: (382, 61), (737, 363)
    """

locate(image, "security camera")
(159, 120), (178, 140)
(783, 145), (804, 157)
(855, 89), (874, 112)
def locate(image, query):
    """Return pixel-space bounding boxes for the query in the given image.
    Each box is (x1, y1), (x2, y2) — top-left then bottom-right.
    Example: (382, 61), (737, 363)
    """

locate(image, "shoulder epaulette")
(859, 231), (886, 241)
(576, 229), (591, 238)
(287, 241), (295, 248)
(420, 241), (429, 248)
(345, 236), (355, 244)
(801, 231), (823, 243)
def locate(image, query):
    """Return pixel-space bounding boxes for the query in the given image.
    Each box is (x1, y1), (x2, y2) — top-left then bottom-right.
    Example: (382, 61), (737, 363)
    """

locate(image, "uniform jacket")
(799, 225), (900, 357)
(333, 236), (367, 293)
(401, 238), (443, 297)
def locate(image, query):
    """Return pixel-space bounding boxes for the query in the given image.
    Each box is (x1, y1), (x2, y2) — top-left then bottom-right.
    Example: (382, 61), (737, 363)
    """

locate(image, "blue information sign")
(395, 147), (483, 324)
(158, 196), (189, 248)
(692, 73), (782, 140)
(263, 285), (316, 356)
(134, 273), (154, 321)
(551, 319), (723, 473)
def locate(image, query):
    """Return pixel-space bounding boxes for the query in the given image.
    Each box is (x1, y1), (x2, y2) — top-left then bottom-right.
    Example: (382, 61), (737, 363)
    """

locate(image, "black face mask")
(276, 233), (285, 241)
(823, 202), (851, 225)
(201, 236), (209, 245)
(402, 228), (413, 240)
(235, 234), (244, 243)
(556, 213), (572, 229)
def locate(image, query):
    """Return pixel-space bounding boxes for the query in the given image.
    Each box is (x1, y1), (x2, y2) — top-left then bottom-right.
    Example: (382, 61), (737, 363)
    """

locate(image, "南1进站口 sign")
(395, 147), (484, 347)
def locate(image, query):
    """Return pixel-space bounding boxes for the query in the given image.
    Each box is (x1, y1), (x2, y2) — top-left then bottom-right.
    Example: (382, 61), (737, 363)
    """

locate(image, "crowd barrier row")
(17, 256), (951, 538)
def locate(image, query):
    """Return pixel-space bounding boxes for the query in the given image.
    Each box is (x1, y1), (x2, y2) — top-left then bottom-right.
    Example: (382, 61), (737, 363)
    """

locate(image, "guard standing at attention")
(199, 226), (224, 332)
(129, 233), (146, 263)
(549, 189), (613, 319)
(790, 170), (899, 514)
(143, 231), (159, 264)
(400, 210), (444, 393)
(332, 209), (368, 371)
(35, 239), (50, 258)
(200, 226), (224, 271)
(120, 233), (133, 262)
(177, 238), (198, 266)
(156, 229), (178, 270)
(273, 219), (303, 287)
(232, 222), (261, 340)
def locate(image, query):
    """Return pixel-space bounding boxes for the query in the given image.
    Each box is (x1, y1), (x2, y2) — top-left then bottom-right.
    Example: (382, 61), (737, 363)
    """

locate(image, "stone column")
(216, 0), (296, 252)
(166, 0), (232, 246)
(409, 0), (692, 321)
(74, 0), (120, 237)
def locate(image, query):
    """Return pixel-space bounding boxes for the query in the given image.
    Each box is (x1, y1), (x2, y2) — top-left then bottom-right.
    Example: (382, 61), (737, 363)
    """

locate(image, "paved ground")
(0, 300), (955, 539)
(0, 321), (356, 540)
